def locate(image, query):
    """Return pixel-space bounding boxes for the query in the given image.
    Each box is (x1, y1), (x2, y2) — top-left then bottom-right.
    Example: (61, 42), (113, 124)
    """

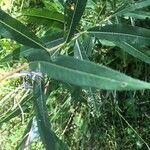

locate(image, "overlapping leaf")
(64, 0), (87, 42)
(74, 39), (84, 59)
(42, 32), (64, 48)
(81, 35), (94, 57)
(30, 56), (150, 90)
(74, 39), (99, 116)
(33, 76), (68, 150)
(0, 32), (64, 63)
(33, 77), (56, 149)
(124, 11), (150, 20)
(113, 0), (150, 17)
(87, 24), (150, 46)
(0, 46), (50, 63)
(22, 8), (64, 24)
(115, 42), (150, 64)
(0, 9), (46, 49)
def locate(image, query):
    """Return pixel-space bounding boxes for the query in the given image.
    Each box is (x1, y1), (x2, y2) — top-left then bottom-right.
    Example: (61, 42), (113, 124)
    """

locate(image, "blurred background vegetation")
(0, 0), (150, 149)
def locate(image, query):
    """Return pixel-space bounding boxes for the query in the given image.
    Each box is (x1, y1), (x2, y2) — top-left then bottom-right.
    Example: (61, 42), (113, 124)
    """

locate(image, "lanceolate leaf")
(33, 77), (56, 150)
(0, 47), (50, 63)
(0, 32), (64, 63)
(115, 42), (150, 64)
(113, 0), (150, 17)
(33, 77), (68, 150)
(124, 11), (150, 20)
(22, 8), (64, 24)
(64, 0), (87, 42)
(30, 56), (150, 90)
(0, 9), (46, 49)
(87, 24), (150, 46)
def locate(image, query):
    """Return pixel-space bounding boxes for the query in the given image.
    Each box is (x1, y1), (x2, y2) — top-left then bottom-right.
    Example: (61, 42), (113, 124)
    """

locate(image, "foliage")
(0, 0), (150, 149)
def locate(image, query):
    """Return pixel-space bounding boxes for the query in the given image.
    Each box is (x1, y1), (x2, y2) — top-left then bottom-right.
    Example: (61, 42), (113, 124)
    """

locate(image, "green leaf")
(33, 77), (56, 150)
(42, 32), (64, 48)
(81, 35), (94, 57)
(0, 32), (64, 63)
(0, 47), (50, 63)
(74, 39), (100, 116)
(124, 11), (150, 20)
(64, 0), (87, 42)
(115, 42), (150, 64)
(74, 39), (85, 59)
(22, 8), (64, 24)
(87, 24), (150, 46)
(25, 16), (64, 30)
(30, 56), (150, 90)
(0, 24), (13, 38)
(113, 0), (150, 17)
(0, 9), (46, 49)
(33, 77), (68, 150)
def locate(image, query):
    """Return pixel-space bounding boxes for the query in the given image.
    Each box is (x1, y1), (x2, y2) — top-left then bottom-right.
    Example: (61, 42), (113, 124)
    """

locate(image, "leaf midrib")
(23, 13), (64, 23)
(87, 31), (150, 41)
(30, 60), (146, 87)
(0, 20), (47, 50)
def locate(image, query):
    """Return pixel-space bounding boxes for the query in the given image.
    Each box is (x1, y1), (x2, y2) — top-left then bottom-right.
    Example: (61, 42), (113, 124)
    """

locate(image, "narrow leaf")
(74, 39), (99, 116)
(87, 24), (150, 46)
(33, 77), (56, 150)
(113, 0), (150, 17)
(0, 9), (46, 49)
(115, 42), (150, 64)
(22, 8), (64, 24)
(30, 56), (150, 90)
(74, 39), (84, 59)
(124, 11), (150, 20)
(82, 35), (94, 57)
(64, 0), (87, 42)
(33, 77), (68, 150)
(0, 32), (64, 63)
(0, 47), (50, 63)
